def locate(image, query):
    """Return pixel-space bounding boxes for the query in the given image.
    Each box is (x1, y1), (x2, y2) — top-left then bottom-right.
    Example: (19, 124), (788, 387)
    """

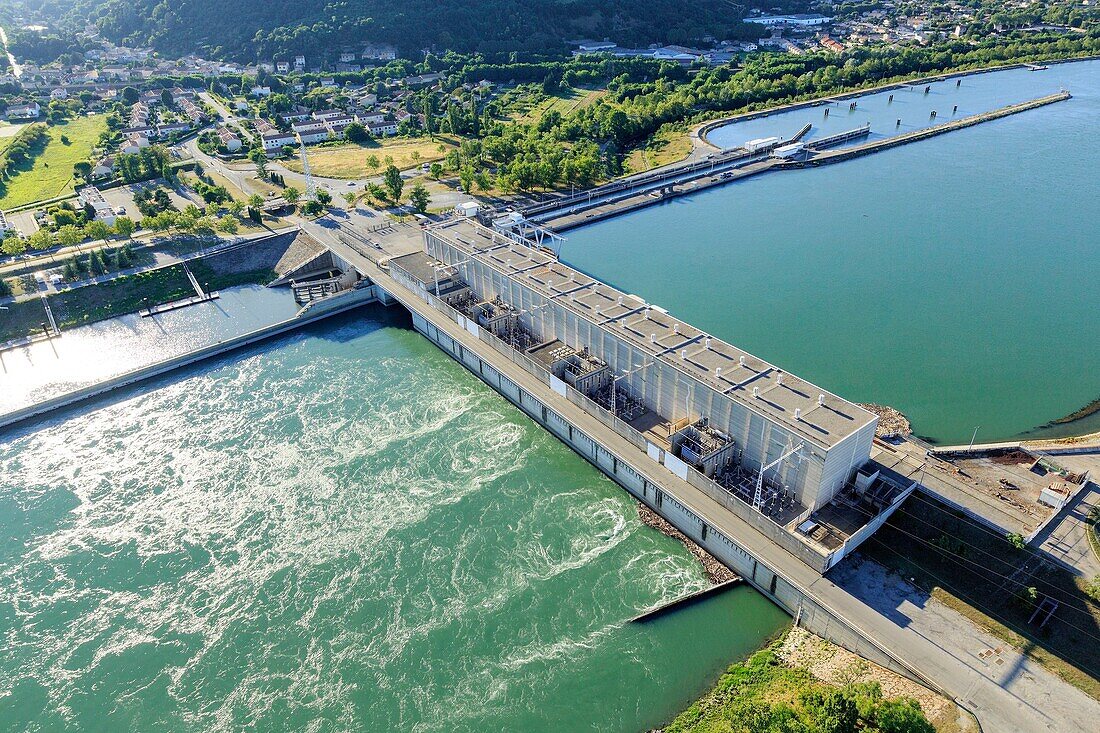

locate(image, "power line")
(842, 496), (1100, 627)
(863, 535), (1100, 678)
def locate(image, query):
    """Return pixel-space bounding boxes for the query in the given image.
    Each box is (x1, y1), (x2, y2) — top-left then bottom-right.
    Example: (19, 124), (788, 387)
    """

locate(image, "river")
(0, 305), (789, 731)
(564, 60), (1100, 444)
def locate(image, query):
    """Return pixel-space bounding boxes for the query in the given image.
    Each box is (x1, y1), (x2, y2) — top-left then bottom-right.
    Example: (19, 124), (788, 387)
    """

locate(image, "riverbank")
(657, 628), (961, 733)
(695, 54), (1100, 149)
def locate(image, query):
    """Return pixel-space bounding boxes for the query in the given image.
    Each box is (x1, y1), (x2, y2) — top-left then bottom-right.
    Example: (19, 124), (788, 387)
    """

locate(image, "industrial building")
(388, 218), (912, 570)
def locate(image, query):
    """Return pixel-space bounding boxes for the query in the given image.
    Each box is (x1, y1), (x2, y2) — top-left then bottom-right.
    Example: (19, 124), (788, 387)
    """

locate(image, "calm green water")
(0, 307), (788, 732)
(565, 61), (1100, 444)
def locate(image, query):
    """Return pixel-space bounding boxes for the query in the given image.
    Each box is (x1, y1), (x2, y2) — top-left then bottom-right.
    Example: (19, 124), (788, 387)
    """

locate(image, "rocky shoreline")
(636, 503), (737, 584)
(858, 403), (912, 438)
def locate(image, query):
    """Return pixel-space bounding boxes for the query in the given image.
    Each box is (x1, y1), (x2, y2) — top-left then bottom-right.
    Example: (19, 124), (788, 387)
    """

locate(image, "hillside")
(36, 0), (777, 60)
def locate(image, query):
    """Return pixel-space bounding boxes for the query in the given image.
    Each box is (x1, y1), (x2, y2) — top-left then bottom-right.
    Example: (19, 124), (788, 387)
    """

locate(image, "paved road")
(1034, 479), (1100, 578)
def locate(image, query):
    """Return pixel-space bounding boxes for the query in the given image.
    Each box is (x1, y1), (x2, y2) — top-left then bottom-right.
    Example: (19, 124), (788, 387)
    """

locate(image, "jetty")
(630, 579), (743, 623)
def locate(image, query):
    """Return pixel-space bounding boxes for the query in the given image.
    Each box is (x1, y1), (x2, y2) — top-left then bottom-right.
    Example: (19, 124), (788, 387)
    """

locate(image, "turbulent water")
(0, 307), (788, 732)
(566, 60), (1100, 444)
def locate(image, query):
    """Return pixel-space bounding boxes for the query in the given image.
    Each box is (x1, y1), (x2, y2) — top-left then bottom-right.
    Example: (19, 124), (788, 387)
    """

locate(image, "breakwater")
(795, 91), (1070, 166)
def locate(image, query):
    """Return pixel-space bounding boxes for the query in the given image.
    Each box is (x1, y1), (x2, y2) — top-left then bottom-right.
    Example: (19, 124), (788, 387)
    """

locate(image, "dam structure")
(409, 218), (901, 574)
(311, 216), (934, 685)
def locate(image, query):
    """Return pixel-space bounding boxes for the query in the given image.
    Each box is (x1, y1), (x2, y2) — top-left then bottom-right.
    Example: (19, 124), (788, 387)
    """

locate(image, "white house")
(50, 88), (69, 100)
(745, 14), (832, 27)
(276, 61), (290, 73)
(0, 210), (17, 237)
(261, 131), (297, 154)
(312, 109), (345, 121)
(121, 132), (150, 154)
(367, 120), (398, 137)
(292, 119), (331, 144)
(5, 102), (41, 120)
(250, 85), (272, 97)
(217, 127), (242, 152)
(92, 156), (116, 179)
(293, 55), (306, 69)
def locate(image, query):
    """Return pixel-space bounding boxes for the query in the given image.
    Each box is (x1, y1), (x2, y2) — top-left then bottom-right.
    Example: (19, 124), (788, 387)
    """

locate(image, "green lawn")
(0, 115), (107, 209)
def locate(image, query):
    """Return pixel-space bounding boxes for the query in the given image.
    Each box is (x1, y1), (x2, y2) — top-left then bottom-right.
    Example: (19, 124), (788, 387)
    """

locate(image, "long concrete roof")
(430, 218), (877, 451)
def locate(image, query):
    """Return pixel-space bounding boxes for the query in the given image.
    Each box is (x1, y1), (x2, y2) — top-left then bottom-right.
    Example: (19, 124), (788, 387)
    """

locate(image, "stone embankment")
(858, 403), (912, 438)
(637, 503), (736, 584)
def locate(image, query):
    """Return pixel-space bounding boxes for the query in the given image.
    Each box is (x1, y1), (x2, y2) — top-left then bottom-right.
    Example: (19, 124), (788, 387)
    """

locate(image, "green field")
(284, 135), (461, 178)
(0, 115), (107, 209)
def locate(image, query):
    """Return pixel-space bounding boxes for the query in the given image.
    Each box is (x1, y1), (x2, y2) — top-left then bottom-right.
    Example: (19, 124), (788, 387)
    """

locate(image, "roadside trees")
(315, 189), (333, 207)
(216, 215), (239, 234)
(283, 187), (300, 205)
(114, 217), (136, 239)
(409, 183), (430, 214)
(85, 219), (111, 245)
(1, 236), (27, 257)
(55, 225), (84, 250)
(383, 165), (404, 203)
(27, 229), (54, 251)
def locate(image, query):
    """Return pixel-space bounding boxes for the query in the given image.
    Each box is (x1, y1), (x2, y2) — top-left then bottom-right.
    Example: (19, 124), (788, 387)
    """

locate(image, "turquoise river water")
(0, 306), (789, 732)
(567, 60), (1100, 444)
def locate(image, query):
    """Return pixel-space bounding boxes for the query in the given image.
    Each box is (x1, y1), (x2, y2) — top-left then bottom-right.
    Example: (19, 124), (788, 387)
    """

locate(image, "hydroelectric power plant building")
(387, 218), (914, 574)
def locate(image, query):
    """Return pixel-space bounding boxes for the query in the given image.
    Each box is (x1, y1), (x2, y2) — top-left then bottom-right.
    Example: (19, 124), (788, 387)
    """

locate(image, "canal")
(0, 306), (789, 732)
(565, 60), (1100, 444)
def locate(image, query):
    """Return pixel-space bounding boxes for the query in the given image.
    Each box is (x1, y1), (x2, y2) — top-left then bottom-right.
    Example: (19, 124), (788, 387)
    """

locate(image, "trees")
(429, 162), (444, 179)
(283, 187), (301, 204)
(383, 165), (404, 203)
(344, 121), (369, 144)
(121, 86), (140, 104)
(315, 188), (333, 206)
(1, 236), (27, 257)
(409, 183), (430, 214)
(216, 215), (239, 234)
(85, 219), (111, 244)
(114, 217), (136, 239)
(55, 224), (84, 249)
(342, 191), (357, 208)
(27, 229), (54, 251)
(73, 161), (92, 180)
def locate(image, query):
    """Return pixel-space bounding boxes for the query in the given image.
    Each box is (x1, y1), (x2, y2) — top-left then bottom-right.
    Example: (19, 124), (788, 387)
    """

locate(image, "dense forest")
(20, 0), (773, 61)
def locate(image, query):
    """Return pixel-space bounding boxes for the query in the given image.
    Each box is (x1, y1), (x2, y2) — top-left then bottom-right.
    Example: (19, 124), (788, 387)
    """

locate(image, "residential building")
(6, 102), (41, 120)
(367, 120), (398, 137)
(746, 14), (833, 27)
(92, 156), (116, 179)
(217, 127), (242, 152)
(261, 131), (297, 153)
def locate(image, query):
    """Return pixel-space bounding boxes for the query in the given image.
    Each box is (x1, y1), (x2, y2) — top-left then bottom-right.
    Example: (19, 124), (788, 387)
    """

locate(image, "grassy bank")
(663, 632), (941, 733)
(0, 115), (107, 209)
(625, 123), (694, 173)
(863, 492), (1100, 699)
